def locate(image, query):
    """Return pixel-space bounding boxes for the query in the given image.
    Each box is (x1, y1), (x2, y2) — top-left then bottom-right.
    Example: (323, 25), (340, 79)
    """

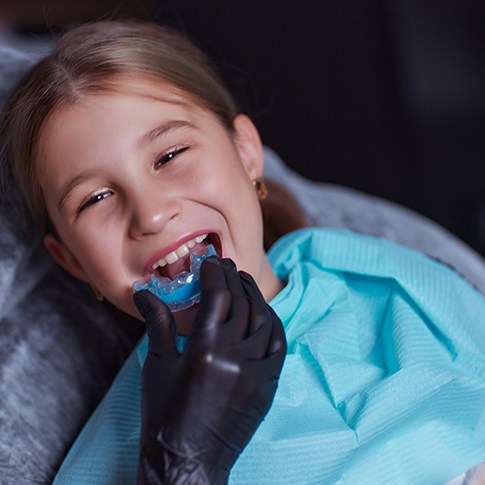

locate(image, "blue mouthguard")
(133, 244), (217, 312)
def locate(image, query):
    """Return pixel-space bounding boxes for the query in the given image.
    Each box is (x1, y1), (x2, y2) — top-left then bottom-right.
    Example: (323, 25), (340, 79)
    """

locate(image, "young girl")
(2, 20), (485, 485)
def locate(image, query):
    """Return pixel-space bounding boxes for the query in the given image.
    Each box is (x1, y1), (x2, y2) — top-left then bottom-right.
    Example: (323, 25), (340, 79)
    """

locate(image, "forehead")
(46, 75), (201, 129)
(34, 78), (213, 201)
(37, 77), (205, 161)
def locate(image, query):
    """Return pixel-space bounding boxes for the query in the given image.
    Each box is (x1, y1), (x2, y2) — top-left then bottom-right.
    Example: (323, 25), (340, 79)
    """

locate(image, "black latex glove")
(134, 257), (287, 485)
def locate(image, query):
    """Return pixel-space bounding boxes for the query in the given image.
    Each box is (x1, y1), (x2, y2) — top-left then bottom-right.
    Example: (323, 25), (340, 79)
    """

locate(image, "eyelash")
(77, 190), (113, 214)
(154, 146), (189, 170)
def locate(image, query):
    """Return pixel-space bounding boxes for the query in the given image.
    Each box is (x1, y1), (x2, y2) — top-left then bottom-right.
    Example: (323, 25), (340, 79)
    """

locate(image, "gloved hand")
(134, 257), (287, 485)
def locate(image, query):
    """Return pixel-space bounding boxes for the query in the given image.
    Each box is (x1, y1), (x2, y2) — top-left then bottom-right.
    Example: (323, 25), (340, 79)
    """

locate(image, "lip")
(143, 230), (223, 275)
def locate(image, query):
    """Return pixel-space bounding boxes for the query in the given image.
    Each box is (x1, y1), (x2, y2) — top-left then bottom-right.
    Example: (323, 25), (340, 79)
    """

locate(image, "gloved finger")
(266, 306), (287, 364)
(238, 270), (286, 357)
(258, 341), (286, 382)
(239, 358), (281, 411)
(196, 257), (231, 332)
(133, 290), (178, 357)
(220, 258), (250, 342)
(239, 271), (286, 362)
(220, 257), (236, 271)
(225, 271), (270, 359)
(239, 271), (272, 335)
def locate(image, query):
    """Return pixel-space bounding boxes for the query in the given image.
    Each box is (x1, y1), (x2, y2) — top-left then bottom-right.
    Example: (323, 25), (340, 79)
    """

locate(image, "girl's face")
(38, 77), (281, 328)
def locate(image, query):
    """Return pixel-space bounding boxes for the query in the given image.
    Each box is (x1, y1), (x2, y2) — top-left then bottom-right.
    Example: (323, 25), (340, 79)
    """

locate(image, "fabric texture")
(53, 228), (485, 485)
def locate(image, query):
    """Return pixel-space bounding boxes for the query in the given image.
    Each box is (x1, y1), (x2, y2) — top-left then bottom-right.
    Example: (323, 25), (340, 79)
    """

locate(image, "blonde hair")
(1, 20), (238, 227)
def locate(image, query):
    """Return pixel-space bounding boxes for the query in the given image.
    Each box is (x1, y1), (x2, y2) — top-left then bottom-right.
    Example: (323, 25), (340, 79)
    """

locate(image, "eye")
(77, 189), (113, 214)
(154, 146), (189, 170)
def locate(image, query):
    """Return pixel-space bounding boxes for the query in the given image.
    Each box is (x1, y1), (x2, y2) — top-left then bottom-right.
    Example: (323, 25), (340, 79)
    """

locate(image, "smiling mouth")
(151, 233), (221, 280)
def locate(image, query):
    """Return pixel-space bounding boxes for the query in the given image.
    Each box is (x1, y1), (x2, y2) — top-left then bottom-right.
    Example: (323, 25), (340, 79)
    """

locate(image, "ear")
(44, 233), (90, 283)
(232, 114), (264, 180)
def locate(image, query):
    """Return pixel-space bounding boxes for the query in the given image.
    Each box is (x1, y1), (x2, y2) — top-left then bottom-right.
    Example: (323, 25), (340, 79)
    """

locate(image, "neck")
(259, 257), (284, 302)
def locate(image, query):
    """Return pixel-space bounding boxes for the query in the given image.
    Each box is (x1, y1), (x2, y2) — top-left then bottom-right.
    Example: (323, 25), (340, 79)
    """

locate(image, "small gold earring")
(252, 178), (268, 200)
(91, 284), (104, 302)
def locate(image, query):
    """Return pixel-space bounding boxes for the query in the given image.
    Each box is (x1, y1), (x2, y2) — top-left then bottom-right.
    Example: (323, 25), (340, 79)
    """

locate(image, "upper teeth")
(152, 234), (208, 270)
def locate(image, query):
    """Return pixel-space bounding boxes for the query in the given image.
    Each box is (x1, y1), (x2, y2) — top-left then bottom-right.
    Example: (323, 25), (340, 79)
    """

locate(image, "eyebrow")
(57, 120), (196, 212)
(57, 169), (101, 213)
(138, 119), (196, 148)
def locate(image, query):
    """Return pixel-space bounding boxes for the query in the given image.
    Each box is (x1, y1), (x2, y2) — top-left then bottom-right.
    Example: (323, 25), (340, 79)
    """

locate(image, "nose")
(128, 186), (180, 240)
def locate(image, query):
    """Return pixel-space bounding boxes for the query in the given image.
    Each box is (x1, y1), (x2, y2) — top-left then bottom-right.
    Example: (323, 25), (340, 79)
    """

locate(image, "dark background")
(2, 0), (485, 253)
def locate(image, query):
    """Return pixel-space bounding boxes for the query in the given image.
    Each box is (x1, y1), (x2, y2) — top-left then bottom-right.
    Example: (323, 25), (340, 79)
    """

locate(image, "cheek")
(200, 158), (254, 205)
(113, 288), (141, 320)
(66, 225), (123, 282)
(226, 184), (265, 263)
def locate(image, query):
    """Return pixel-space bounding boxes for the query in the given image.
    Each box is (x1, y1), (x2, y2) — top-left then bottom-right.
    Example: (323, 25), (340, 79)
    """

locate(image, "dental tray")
(133, 244), (217, 312)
